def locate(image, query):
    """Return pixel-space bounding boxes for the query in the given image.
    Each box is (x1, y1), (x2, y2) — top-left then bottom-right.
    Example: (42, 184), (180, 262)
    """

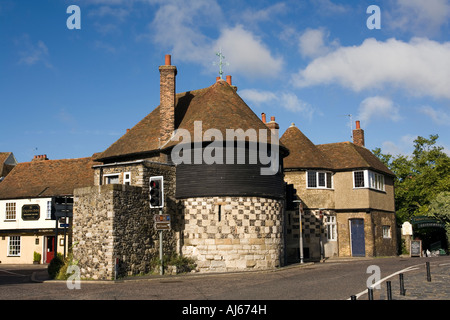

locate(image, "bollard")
(368, 287), (374, 300)
(399, 273), (406, 296)
(426, 262), (431, 282)
(386, 281), (392, 300)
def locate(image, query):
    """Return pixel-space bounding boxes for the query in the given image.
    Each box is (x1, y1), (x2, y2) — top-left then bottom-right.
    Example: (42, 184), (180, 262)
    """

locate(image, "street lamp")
(293, 200), (303, 264)
(319, 208), (325, 261)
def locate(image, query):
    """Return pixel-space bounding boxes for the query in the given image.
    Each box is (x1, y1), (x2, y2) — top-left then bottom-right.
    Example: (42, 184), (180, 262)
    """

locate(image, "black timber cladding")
(175, 146), (285, 199)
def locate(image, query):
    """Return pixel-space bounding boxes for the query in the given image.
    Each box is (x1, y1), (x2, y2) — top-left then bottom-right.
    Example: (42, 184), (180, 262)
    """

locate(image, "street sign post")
(154, 213), (170, 275)
(154, 214), (171, 230)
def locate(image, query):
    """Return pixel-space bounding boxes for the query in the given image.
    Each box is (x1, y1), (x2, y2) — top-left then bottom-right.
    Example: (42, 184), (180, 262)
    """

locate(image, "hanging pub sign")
(22, 204), (40, 221)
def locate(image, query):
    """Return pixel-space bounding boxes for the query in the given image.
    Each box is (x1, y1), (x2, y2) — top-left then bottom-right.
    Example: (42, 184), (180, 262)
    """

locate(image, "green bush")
(47, 253), (65, 279)
(55, 253), (79, 280)
(33, 251), (41, 262)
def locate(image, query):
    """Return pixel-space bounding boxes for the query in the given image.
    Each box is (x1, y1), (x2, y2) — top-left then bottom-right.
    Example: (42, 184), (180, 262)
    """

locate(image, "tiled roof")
(0, 156), (99, 200)
(280, 124), (394, 176)
(280, 124), (332, 169)
(97, 80), (284, 161)
(0, 153), (11, 165)
(317, 142), (395, 176)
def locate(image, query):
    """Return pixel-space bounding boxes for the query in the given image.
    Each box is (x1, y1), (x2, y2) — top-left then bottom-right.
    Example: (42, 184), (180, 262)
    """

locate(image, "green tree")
(373, 135), (450, 223)
(429, 191), (450, 247)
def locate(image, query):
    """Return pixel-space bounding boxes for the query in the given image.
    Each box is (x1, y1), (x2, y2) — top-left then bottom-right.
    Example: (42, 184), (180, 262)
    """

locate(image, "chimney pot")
(165, 54), (171, 66)
(352, 120), (365, 147)
(270, 116), (275, 122)
(226, 75), (232, 85)
(261, 113), (266, 123)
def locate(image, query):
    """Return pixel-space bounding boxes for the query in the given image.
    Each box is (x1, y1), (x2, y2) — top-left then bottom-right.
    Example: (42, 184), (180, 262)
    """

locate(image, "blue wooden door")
(350, 219), (365, 257)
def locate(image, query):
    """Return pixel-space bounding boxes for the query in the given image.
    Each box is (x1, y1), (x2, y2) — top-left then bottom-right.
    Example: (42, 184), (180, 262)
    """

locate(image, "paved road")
(1, 256), (449, 301)
(1, 255), (449, 311)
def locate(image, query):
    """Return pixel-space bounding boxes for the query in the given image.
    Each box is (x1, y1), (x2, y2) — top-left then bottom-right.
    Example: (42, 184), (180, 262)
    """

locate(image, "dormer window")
(307, 171), (333, 189)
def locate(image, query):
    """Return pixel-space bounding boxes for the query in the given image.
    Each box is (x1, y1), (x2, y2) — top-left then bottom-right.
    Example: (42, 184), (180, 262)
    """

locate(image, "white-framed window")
(123, 172), (131, 185)
(5, 202), (16, 220)
(46, 201), (52, 219)
(353, 170), (385, 191)
(325, 215), (337, 241)
(307, 171), (333, 189)
(8, 236), (21, 256)
(382, 225), (391, 239)
(104, 174), (120, 185)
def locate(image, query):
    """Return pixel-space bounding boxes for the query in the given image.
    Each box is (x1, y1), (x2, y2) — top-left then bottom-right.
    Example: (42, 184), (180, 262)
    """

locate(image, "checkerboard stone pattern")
(181, 196), (284, 272)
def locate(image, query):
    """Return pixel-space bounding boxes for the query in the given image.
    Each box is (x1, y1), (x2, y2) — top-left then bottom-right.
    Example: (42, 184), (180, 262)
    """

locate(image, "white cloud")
(358, 96), (401, 124)
(387, 0), (450, 36)
(314, 0), (349, 15)
(418, 105), (450, 125)
(214, 25), (283, 78)
(293, 37), (450, 100)
(381, 134), (416, 156)
(148, 0), (221, 63)
(239, 89), (315, 120)
(143, 1), (282, 79)
(238, 89), (277, 106)
(298, 28), (338, 59)
(16, 35), (52, 69)
(88, 5), (130, 21)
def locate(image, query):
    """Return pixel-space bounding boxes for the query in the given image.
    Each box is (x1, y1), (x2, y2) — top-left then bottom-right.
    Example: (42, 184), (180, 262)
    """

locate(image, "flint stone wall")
(73, 183), (178, 280)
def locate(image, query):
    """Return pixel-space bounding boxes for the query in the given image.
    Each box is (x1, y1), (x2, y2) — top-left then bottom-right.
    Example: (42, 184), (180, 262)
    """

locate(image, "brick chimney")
(353, 120), (365, 147)
(159, 54), (177, 147)
(265, 116), (279, 134)
(32, 155), (49, 161)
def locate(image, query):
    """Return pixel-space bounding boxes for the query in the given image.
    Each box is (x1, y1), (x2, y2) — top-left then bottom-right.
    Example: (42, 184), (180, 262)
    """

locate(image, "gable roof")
(0, 156), (99, 200)
(317, 142), (395, 176)
(280, 124), (332, 169)
(0, 152), (17, 178)
(97, 80), (284, 161)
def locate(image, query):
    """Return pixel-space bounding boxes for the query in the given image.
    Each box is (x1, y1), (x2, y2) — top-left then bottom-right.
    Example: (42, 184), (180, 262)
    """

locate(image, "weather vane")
(213, 48), (229, 79)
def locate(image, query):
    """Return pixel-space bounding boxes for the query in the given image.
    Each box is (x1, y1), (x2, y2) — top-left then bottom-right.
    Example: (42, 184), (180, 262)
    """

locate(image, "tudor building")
(72, 55), (288, 279)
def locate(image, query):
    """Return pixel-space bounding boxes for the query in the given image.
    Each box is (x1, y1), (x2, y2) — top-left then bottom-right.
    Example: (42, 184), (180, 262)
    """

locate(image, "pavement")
(356, 258), (450, 300)
(29, 256), (450, 300)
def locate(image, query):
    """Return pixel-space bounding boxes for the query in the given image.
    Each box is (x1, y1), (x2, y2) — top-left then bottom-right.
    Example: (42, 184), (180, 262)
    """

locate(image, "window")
(46, 201), (52, 219)
(307, 171), (333, 189)
(307, 171), (317, 188)
(369, 171), (385, 191)
(325, 215), (337, 241)
(123, 172), (131, 185)
(353, 170), (385, 191)
(104, 174), (119, 185)
(382, 226), (391, 239)
(353, 171), (365, 188)
(5, 202), (16, 220)
(8, 236), (21, 256)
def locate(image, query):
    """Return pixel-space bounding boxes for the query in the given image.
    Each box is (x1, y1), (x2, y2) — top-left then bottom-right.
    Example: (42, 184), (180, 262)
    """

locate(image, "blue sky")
(1, 0), (449, 163)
